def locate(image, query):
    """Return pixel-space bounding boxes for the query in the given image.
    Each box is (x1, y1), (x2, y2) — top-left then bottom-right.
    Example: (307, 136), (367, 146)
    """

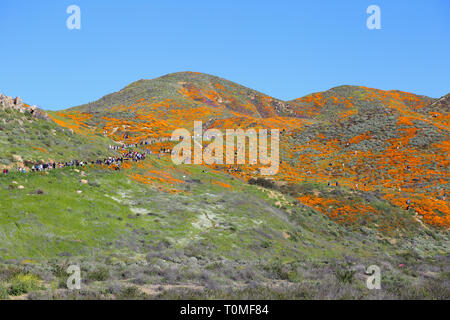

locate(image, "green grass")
(0, 158), (377, 262)
(0, 158), (447, 299)
(0, 108), (116, 167)
(8, 274), (41, 296)
(0, 282), (9, 300)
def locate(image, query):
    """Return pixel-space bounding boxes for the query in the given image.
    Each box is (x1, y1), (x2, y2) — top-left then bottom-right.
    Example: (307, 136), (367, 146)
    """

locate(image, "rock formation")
(0, 93), (50, 121)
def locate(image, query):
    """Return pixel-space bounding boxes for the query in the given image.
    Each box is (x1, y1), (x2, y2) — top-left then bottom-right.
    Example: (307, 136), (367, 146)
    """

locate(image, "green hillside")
(0, 73), (448, 300)
(0, 107), (116, 170)
(1, 155), (447, 300)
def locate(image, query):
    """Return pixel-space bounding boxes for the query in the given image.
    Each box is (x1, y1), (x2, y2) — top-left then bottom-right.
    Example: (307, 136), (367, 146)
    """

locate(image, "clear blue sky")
(0, 0), (449, 110)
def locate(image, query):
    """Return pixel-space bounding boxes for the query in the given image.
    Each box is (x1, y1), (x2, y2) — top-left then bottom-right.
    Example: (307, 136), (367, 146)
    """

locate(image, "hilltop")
(287, 85), (435, 120)
(71, 72), (291, 118)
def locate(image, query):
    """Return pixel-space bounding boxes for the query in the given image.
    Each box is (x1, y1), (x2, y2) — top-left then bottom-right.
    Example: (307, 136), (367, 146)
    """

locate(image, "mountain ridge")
(67, 72), (441, 119)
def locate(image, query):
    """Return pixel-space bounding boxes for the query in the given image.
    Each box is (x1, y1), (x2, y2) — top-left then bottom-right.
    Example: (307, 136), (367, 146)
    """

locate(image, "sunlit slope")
(54, 74), (449, 229)
(72, 71), (291, 118)
(1, 156), (447, 263)
(60, 72), (294, 142)
(287, 85), (436, 120)
(0, 106), (116, 169)
(279, 88), (449, 228)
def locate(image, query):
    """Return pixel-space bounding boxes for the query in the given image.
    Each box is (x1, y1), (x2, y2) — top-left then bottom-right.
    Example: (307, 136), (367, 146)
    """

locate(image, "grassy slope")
(0, 108), (116, 168)
(1, 157), (448, 299)
(1, 155), (378, 261)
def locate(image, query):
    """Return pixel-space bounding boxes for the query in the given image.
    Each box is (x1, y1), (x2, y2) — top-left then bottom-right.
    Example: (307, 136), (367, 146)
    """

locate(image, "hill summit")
(71, 71), (292, 119)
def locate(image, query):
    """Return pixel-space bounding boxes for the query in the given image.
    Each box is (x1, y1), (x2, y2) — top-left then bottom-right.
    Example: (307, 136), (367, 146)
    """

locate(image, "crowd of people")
(108, 141), (151, 151)
(1, 135), (178, 176)
(1, 150), (148, 175)
(99, 151), (147, 170)
(30, 160), (89, 172)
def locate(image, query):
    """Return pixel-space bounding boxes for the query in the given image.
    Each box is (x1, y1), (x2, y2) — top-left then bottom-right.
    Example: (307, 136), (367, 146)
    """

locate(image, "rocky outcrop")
(0, 94), (50, 121)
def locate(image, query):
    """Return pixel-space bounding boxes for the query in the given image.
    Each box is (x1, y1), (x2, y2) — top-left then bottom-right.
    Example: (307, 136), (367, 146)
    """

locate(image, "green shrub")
(118, 286), (141, 299)
(87, 267), (110, 281)
(8, 274), (41, 296)
(335, 267), (356, 284)
(0, 283), (9, 300)
(0, 264), (23, 282)
(263, 260), (290, 280)
(248, 177), (276, 189)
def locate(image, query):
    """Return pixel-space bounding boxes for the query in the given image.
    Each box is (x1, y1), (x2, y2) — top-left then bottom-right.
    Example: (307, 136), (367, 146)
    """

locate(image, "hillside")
(59, 72), (296, 143)
(58, 72), (449, 229)
(0, 73), (448, 300)
(281, 86), (449, 228)
(1, 144), (448, 300)
(0, 95), (117, 170)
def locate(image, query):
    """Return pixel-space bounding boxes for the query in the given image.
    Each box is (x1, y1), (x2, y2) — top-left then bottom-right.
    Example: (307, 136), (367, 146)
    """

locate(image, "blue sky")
(0, 0), (448, 110)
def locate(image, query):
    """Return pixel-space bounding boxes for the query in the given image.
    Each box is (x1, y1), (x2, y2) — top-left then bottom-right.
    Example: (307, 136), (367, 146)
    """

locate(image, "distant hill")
(70, 73), (439, 122)
(287, 85), (436, 120)
(65, 72), (445, 142)
(71, 71), (292, 118)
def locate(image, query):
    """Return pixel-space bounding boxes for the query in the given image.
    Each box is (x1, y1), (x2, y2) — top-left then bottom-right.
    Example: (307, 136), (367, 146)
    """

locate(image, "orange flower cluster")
(32, 146), (48, 153)
(297, 195), (378, 227)
(348, 132), (371, 144)
(384, 194), (449, 228)
(212, 180), (232, 188)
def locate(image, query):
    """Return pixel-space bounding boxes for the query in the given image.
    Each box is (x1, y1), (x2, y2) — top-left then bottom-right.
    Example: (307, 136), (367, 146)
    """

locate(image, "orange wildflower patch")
(348, 132), (371, 144)
(397, 116), (414, 126)
(32, 147), (48, 153)
(384, 194), (450, 228)
(212, 180), (232, 188)
(297, 195), (378, 226)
